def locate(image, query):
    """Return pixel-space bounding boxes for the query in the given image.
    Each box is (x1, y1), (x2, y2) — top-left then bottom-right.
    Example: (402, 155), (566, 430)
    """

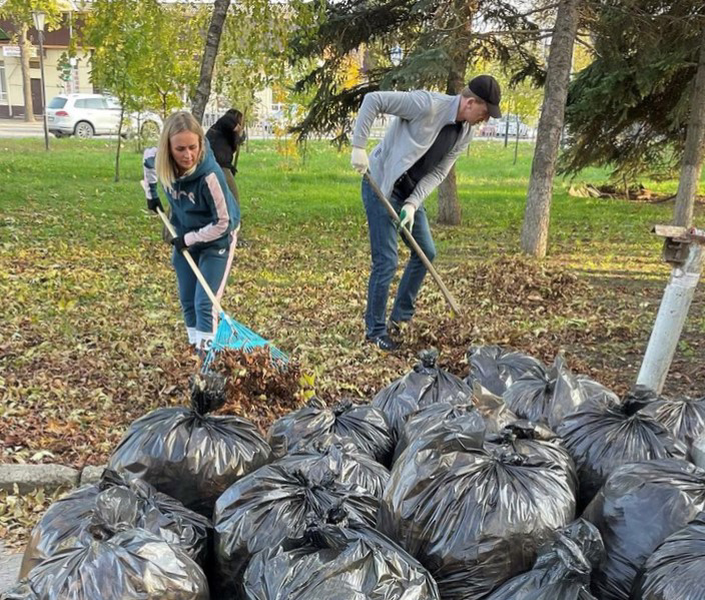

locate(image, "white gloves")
(398, 203), (416, 233)
(351, 146), (369, 174)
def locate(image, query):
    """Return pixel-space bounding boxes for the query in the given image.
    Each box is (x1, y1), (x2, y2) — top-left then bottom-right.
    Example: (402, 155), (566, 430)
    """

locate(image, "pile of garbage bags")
(9, 345), (705, 600)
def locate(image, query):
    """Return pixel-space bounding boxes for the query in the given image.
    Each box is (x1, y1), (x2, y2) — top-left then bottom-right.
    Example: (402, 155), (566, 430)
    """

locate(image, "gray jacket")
(351, 90), (473, 209)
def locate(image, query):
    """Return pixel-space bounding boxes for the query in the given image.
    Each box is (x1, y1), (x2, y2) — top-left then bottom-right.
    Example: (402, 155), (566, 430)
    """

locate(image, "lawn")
(1, 135), (703, 477)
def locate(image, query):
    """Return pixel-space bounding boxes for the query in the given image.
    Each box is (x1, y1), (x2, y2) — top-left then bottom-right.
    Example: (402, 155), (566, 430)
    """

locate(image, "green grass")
(0, 136), (703, 469)
(1, 136), (697, 253)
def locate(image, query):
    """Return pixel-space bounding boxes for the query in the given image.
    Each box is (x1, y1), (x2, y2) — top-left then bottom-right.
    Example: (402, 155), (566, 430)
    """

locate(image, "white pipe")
(637, 242), (703, 393)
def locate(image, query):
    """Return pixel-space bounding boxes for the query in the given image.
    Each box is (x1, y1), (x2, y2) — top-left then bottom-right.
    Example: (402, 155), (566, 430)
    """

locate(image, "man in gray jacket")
(351, 75), (501, 350)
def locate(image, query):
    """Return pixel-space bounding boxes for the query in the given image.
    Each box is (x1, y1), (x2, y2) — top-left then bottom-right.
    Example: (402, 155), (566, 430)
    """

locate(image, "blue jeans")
(361, 178), (436, 338)
(172, 237), (236, 341)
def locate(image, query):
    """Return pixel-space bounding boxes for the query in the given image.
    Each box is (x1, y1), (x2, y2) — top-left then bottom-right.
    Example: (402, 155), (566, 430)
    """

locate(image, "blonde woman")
(142, 111), (240, 354)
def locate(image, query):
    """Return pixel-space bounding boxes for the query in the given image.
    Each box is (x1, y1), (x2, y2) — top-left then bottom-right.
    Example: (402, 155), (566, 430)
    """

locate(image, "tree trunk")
(191, 0), (231, 123)
(437, 0), (474, 226)
(114, 104), (125, 182)
(520, 0), (582, 258)
(19, 25), (35, 122)
(673, 24), (705, 228)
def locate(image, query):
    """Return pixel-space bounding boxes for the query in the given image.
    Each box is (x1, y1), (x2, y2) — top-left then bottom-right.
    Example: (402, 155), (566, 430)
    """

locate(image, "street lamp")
(32, 10), (49, 151)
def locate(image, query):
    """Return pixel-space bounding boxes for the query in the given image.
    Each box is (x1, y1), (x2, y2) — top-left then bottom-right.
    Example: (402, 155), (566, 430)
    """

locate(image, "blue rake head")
(202, 313), (288, 372)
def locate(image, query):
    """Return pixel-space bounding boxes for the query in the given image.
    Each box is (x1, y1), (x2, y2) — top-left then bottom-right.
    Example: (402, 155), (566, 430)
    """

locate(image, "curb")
(0, 464), (107, 495)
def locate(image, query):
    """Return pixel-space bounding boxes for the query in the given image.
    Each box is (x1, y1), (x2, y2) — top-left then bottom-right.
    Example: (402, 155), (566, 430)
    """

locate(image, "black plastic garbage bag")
(484, 519), (604, 600)
(20, 469), (210, 578)
(10, 518), (209, 600)
(277, 438), (390, 498)
(0, 581), (41, 600)
(373, 349), (473, 439)
(107, 394), (271, 517)
(465, 345), (546, 396)
(471, 381), (519, 433)
(503, 355), (585, 430)
(242, 519), (441, 600)
(486, 421), (579, 493)
(631, 512), (705, 600)
(378, 429), (576, 600)
(640, 395), (705, 458)
(1, 581), (38, 600)
(393, 402), (486, 463)
(214, 463), (380, 600)
(582, 459), (705, 600)
(576, 376), (619, 404)
(558, 389), (687, 509)
(268, 397), (393, 465)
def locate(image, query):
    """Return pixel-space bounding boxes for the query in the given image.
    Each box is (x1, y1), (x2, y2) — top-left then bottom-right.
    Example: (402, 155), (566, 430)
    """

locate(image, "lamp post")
(32, 10), (49, 151)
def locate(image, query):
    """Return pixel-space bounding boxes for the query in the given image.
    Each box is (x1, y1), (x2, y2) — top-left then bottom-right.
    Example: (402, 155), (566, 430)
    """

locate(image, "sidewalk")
(0, 118), (44, 138)
(0, 543), (22, 594)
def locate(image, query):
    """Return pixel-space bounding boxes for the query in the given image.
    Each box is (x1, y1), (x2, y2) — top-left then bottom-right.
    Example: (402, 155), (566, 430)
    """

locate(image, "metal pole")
(637, 242), (703, 393)
(38, 31), (49, 151)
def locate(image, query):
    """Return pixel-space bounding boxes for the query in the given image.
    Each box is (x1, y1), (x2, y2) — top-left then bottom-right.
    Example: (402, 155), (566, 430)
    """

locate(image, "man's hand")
(351, 146), (369, 174)
(398, 203), (416, 233)
(170, 234), (188, 254)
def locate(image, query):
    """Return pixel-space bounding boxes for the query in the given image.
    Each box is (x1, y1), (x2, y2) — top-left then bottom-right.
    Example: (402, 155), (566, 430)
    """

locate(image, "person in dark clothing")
(206, 109), (245, 207)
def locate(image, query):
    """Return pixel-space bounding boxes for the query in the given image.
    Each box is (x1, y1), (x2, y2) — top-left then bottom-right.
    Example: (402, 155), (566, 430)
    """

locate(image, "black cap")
(468, 75), (502, 118)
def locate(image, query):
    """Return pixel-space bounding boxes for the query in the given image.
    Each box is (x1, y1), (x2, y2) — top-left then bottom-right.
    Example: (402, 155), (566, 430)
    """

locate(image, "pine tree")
(560, 0), (705, 184)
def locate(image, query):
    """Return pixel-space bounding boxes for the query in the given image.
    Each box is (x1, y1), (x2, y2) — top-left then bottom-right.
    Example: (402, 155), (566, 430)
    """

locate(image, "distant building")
(0, 3), (92, 119)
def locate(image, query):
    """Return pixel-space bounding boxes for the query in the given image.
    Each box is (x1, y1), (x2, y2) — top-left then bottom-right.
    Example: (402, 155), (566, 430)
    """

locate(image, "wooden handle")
(155, 207), (224, 315)
(364, 173), (462, 316)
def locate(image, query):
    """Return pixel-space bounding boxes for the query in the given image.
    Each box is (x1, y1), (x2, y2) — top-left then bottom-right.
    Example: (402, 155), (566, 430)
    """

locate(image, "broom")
(155, 207), (288, 370)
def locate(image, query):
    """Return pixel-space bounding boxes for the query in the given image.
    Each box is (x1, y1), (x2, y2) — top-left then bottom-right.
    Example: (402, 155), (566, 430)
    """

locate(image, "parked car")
(46, 94), (163, 139)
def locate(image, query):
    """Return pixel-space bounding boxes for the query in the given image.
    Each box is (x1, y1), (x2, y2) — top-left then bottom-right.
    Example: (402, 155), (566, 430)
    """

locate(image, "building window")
(0, 62), (6, 103)
(30, 59), (39, 69)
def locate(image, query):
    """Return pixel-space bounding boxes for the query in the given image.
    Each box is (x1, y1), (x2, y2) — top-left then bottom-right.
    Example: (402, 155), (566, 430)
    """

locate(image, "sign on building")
(2, 45), (38, 58)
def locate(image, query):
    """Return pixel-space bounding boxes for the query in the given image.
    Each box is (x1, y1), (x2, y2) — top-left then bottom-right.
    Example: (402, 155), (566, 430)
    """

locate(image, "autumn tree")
(520, 0), (583, 258)
(191, 0), (231, 123)
(82, 0), (160, 181)
(0, 0), (62, 122)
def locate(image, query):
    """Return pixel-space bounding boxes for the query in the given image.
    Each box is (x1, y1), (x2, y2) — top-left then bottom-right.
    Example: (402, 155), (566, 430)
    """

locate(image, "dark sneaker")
(366, 334), (400, 351)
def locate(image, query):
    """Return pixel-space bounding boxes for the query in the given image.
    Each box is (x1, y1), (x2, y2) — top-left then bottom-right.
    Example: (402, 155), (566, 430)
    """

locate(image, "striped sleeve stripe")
(184, 172), (230, 246)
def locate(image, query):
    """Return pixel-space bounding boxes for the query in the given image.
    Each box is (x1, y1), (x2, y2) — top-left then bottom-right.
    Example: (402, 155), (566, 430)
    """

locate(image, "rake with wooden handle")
(155, 207), (288, 368)
(364, 172), (462, 316)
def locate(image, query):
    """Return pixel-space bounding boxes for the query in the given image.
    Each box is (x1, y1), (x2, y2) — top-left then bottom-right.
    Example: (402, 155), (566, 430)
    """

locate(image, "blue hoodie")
(143, 141), (240, 250)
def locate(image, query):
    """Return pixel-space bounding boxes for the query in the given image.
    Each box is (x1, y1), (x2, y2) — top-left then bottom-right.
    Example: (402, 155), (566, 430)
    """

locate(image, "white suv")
(46, 93), (163, 139)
